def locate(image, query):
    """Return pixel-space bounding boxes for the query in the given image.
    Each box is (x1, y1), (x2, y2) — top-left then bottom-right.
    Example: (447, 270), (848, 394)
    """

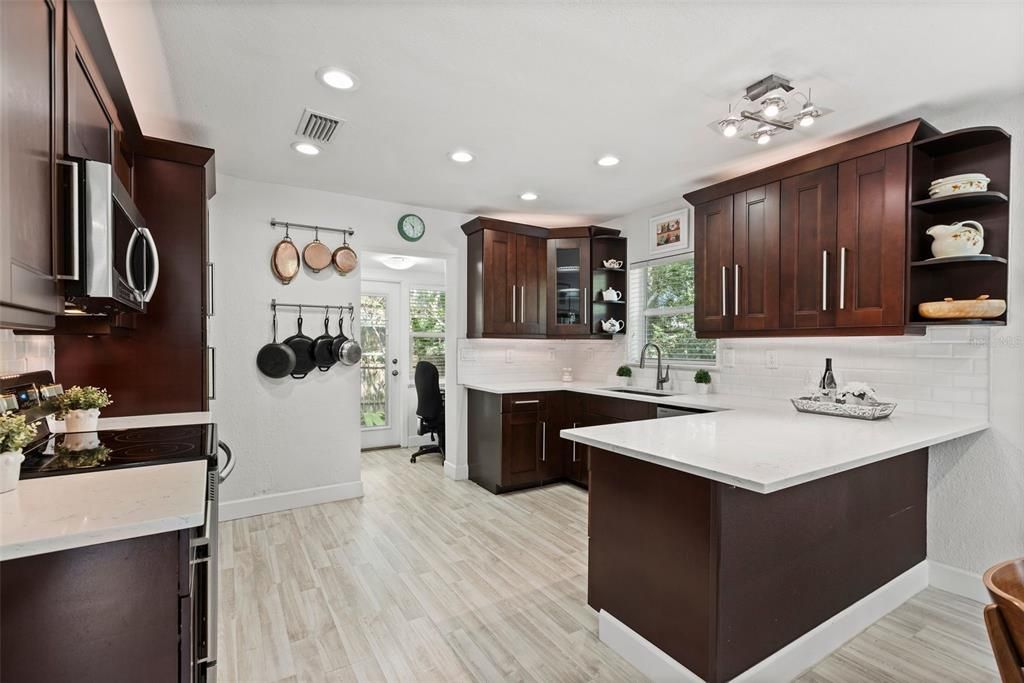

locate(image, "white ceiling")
(98, 1), (1024, 226)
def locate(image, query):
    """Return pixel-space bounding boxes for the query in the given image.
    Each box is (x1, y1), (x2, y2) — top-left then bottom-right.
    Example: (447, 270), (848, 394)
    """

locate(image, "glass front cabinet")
(546, 238), (591, 336)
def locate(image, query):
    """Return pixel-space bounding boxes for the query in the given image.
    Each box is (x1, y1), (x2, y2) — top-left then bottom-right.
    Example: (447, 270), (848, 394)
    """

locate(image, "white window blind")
(409, 288), (445, 379)
(628, 255), (717, 364)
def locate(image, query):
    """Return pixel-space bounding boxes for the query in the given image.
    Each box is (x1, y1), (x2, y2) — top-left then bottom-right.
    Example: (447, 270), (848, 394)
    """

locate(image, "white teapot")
(601, 287), (622, 302)
(602, 258), (624, 269)
(601, 318), (624, 333)
(926, 220), (984, 258)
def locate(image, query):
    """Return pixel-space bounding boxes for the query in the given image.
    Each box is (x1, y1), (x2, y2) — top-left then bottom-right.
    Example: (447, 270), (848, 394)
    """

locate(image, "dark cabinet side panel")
(836, 147), (908, 327)
(733, 183), (781, 331)
(780, 166), (838, 329)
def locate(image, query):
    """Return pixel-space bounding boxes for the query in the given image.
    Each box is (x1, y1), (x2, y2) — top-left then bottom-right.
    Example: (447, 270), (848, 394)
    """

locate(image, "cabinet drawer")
(583, 395), (656, 421)
(502, 392), (548, 413)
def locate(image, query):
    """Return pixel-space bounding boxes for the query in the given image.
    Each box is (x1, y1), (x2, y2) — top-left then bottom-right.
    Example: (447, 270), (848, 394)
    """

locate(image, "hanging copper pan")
(303, 227), (333, 273)
(332, 230), (358, 275)
(271, 227), (300, 284)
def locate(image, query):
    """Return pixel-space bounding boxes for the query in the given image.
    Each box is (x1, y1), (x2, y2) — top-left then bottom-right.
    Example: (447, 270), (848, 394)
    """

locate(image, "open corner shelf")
(594, 267), (626, 273)
(910, 254), (1008, 267)
(912, 126), (1010, 156)
(911, 191), (1008, 212)
(594, 300), (625, 305)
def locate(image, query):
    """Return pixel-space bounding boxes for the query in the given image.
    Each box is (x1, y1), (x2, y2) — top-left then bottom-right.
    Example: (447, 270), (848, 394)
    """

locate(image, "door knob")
(391, 358), (398, 364)
(391, 369), (399, 377)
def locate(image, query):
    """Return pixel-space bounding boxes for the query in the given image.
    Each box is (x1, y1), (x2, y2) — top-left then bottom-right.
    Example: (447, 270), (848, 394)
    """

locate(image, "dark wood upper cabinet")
(481, 229), (517, 336)
(0, 0), (65, 329)
(547, 237), (591, 336)
(780, 166), (838, 330)
(694, 196), (734, 333)
(836, 148), (908, 328)
(66, 10), (112, 165)
(516, 233), (547, 336)
(732, 183), (780, 331)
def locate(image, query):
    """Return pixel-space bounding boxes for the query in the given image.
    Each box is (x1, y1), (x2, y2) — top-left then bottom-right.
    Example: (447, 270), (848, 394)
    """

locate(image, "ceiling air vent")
(295, 108), (343, 144)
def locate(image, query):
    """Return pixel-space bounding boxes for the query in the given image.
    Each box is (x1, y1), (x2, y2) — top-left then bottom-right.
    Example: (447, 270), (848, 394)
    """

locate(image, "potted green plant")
(54, 386), (112, 432)
(615, 365), (632, 387)
(1, 412), (38, 493)
(693, 369), (712, 395)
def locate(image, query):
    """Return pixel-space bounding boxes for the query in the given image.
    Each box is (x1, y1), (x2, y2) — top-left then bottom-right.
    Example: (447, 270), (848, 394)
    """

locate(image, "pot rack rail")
(270, 218), (355, 237)
(271, 299), (355, 315)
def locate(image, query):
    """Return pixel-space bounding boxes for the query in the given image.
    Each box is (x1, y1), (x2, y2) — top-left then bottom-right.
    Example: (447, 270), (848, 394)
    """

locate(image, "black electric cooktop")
(20, 423), (217, 479)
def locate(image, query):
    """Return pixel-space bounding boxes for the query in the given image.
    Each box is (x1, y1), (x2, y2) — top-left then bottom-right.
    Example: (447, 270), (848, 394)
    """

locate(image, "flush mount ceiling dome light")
(316, 67), (358, 90)
(520, 191), (539, 201)
(596, 154), (620, 167)
(380, 255), (416, 270)
(292, 141), (321, 156)
(449, 150), (474, 163)
(711, 74), (830, 144)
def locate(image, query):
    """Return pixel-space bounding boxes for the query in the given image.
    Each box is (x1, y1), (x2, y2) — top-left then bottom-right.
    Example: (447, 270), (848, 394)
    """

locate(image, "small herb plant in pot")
(54, 386), (112, 433)
(693, 369), (712, 395)
(1, 412), (38, 493)
(615, 365), (632, 387)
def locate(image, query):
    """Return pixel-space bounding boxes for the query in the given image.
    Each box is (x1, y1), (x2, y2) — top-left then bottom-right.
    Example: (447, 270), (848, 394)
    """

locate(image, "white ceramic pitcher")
(926, 220), (984, 258)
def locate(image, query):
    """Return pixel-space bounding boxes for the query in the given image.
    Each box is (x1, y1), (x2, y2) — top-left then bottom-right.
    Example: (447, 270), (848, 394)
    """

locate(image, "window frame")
(628, 254), (718, 367)
(408, 287), (446, 382)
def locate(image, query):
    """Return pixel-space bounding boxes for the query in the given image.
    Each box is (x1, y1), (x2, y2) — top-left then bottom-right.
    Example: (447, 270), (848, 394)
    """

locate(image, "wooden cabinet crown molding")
(683, 118), (938, 207)
(461, 217), (620, 240)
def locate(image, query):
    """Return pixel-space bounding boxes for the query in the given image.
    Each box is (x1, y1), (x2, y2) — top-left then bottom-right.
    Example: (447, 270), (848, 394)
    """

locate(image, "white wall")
(209, 173), (470, 518)
(615, 98), (1024, 577)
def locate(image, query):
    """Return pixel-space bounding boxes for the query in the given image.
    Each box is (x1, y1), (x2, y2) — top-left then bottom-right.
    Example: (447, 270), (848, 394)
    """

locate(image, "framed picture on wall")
(649, 208), (691, 256)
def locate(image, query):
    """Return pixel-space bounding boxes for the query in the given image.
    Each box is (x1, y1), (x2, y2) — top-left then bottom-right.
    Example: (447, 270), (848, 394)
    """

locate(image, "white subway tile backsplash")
(0, 330), (53, 377)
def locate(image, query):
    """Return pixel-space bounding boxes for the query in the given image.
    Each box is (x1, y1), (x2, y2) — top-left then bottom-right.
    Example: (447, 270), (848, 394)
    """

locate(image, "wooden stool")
(984, 558), (1024, 683)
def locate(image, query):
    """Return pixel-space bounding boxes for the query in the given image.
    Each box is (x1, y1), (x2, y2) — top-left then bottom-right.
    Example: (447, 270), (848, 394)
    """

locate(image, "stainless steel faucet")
(639, 342), (671, 390)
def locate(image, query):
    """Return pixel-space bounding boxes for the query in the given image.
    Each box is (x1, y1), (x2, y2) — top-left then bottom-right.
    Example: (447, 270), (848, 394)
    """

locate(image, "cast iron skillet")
(283, 308), (316, 379)
(312, 307), (337, 372)
(256, 309), (296, 378)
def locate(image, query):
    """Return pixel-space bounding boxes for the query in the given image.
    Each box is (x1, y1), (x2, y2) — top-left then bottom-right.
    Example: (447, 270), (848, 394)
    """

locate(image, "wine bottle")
(819, 358), (837, 401)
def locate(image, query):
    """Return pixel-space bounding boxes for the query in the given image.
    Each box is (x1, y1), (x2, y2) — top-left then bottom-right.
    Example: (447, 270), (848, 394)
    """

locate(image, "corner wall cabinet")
(463, 218), (625, 339)
(685, 119), (1011, 338)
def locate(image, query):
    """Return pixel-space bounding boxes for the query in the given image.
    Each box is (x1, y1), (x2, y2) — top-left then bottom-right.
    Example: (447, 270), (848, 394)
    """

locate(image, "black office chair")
(411, 361), (445, 464)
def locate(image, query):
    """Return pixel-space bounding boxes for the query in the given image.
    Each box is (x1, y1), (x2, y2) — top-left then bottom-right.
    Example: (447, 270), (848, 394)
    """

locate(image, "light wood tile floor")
(218, 447), (998, 682)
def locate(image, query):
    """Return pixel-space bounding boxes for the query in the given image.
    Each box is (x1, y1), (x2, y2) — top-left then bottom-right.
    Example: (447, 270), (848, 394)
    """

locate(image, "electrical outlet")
(723, 348), (736, 368)
(459, 348), (475, 361)
(505, 349), (513, 364)
(765, 350), (780, 369)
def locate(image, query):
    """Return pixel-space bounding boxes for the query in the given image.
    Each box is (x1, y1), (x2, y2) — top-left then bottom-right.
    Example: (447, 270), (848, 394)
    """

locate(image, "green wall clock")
(397, 214), (426, 242)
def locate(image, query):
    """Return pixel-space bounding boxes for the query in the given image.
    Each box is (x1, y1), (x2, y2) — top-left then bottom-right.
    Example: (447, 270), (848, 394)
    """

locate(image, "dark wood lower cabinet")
(468, 390), (656, 493)
(588, 447), (928, 682)
(1, 531), (189, 683)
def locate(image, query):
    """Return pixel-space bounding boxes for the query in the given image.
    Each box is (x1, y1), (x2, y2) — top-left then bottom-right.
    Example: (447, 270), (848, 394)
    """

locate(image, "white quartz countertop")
(460, 380), (988, 493)
(1, 460), (207, 561)
(1, 411), (213, 561)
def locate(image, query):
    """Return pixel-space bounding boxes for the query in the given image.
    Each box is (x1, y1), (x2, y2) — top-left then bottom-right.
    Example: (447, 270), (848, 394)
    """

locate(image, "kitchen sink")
(601, 387), (680, 397)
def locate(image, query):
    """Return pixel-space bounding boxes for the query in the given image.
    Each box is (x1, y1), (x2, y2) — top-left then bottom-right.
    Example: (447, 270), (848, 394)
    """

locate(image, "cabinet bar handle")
(734, 264), (740, 317)
(541, 421), (546, 461)
(821, 250), (829, 312)
(513, 399), (540, 405)
(520, 285), (525, 323)
(207, 346), (216, 400)
(721, 266), (728, 316)
(206, 262), (215, 316)
(55, 160), (80, 281)
(511, 285), (516, 323)
(583, 288), (588, 325)
(839, 247), (847, 310)
(572, 422), (578, 462)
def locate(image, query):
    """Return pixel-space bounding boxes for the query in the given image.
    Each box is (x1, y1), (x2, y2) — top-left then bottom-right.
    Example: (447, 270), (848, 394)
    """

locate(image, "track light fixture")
(710, 74), (830, 143)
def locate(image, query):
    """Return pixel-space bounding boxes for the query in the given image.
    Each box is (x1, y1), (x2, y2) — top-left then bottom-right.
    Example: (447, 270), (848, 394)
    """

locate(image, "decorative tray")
(790, 397), (897, 421)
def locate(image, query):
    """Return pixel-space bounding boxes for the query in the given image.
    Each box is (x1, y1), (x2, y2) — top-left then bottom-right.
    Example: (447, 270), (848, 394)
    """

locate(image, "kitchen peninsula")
(552, 391), (987, 682)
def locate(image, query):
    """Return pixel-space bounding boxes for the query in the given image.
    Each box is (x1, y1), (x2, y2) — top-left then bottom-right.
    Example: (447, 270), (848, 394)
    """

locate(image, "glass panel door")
(360, 282), (402, 449)
(555, 245), (582, 325)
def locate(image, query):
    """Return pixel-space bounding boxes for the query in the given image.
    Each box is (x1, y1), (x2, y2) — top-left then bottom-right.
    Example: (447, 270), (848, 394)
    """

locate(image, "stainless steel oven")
(60, 159), (159, 313)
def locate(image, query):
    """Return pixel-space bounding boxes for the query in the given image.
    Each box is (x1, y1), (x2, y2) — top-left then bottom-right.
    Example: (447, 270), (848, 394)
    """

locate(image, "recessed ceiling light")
(317, 67), (358, 90)
(520, 191), (538, 201)
(381, 255), (416, 270)
(449, 150), (474, 163)
(292, 141), (321, 156)
(596, 155), (620, 167)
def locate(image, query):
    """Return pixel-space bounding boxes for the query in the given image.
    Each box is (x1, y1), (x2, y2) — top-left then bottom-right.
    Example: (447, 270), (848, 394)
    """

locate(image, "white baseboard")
(219, 480), (364, 521)
(928, 561), (988, 603)
(598, 561), (928, 683)
(444, 460), (468, 480)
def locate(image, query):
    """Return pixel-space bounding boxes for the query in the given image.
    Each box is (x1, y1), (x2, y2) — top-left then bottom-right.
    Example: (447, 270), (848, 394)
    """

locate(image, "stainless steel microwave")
(60, 159), (159, 314)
